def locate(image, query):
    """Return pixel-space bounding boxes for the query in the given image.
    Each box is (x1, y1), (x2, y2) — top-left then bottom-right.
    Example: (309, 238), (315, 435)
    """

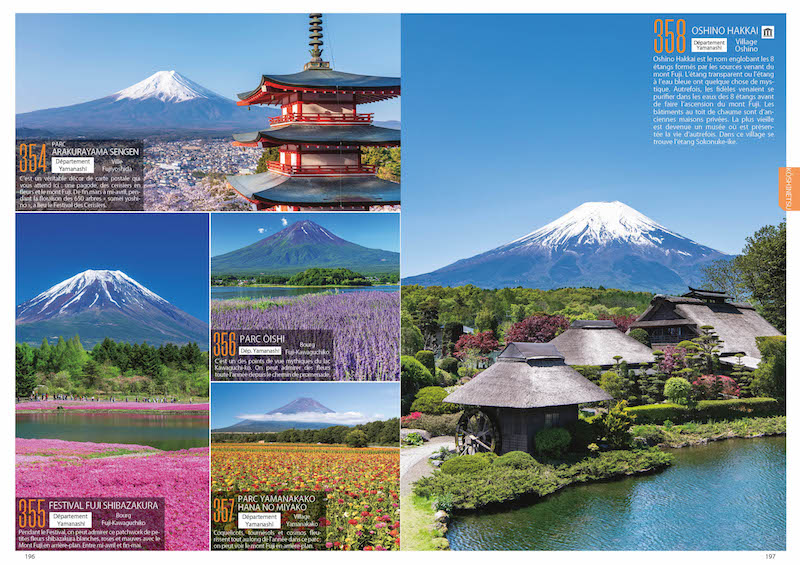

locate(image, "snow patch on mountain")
(508, 201), (689, 250)
(114, 70), (228, 103)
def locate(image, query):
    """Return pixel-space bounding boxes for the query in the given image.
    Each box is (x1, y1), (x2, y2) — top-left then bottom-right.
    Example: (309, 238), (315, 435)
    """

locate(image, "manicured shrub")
(440, 453), (494, 476)
(630, 424), (667, 445)
(693, 374), (740, 398)
(626, 403), (689, 424)
(436, 368), (457, 387)
(664, 376), (692, 405)
(599, 371), (626, 399)
(414, 413), (462, 437)
(410, 386), (461, 415)
(572, 365), (602, 385)
(567, 414), (601, 451)
(628, 328), (651, 347)
(535, 427), (571, 458)
(601, 400), (635, 449)
(492, 451), (538, 470)
(401, 355), (436, 414)
(439, 356), (460, 375)
(695, 397), (779, 419)
(415, 350), (436, 376)
(400, 412), (422, 427)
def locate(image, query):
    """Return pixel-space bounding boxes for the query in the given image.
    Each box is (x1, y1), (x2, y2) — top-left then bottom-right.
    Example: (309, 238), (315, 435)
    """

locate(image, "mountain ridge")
(212, 220), (399, 275)
(16, 269), (209, 348)
(403, 201), (733, 293)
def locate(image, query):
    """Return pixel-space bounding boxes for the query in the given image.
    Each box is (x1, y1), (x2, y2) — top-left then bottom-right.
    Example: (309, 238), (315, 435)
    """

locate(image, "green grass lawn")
(401, 495), (449, 551)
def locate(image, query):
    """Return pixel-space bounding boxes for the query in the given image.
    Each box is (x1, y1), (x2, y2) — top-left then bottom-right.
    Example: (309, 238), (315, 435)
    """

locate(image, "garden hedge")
(626, 397), (779, 424)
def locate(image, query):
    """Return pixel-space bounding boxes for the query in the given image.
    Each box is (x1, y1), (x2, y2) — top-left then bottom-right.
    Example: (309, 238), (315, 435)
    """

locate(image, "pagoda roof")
(237, 70), (400, 106)
(232, 124), (400, 148)
(227, 172), (400, 207)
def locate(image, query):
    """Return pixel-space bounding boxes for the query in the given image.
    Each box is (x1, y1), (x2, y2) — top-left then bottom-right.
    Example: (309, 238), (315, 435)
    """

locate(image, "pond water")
(212, 285), (399, 300)
(446, 437), (786, 551)
(16, 412), (209, 451)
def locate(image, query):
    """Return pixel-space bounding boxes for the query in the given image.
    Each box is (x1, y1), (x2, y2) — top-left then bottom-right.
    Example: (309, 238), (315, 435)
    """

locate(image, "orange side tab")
(779, 167), (796, 211)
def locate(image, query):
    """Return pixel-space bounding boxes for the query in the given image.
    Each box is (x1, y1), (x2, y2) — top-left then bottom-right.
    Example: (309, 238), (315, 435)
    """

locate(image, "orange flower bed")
(211, 443), (400, 550)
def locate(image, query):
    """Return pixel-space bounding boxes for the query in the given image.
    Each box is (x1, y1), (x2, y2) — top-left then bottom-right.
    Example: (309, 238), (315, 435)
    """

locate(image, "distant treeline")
(213, 267), (400, 287)
(212, 418), (400, 446)
(16, 336), (208, 399)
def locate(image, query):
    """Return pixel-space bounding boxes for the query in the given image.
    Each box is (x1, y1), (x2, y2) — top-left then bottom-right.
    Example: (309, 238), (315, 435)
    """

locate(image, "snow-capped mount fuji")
(16, 70), (277, 135)
(16, 269), (209, 348)
(403, 201), (733, 293)
(212, 220), (400, 276)
(213, 397), (338, 433)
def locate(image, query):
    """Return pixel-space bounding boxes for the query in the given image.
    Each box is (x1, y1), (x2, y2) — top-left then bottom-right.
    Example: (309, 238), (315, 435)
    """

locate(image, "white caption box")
(691, 38), (727, 52)
(238, 346), (282, 356)
(49, 512), (92, 529)
(238, 512), (281, 529)
(51, 157), (95, 174)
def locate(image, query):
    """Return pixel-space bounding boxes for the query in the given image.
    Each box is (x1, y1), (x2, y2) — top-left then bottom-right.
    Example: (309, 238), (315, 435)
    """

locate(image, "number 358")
(654, 19), (686, 54)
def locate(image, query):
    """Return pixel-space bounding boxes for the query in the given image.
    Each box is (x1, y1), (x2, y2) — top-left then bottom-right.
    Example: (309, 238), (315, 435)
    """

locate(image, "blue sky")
(15, 13), (400, 121)
(210, 382), (399, 428)
(16, 213), (209, 320)
(211, 212), (399, 256)
(401, 14), (786, 276)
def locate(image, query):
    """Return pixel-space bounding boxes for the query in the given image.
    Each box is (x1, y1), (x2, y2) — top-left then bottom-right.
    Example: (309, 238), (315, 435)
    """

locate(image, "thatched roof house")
(549, 320), (655, 368)
(444, 343), (612, 454)
(629, 288), (782, 369)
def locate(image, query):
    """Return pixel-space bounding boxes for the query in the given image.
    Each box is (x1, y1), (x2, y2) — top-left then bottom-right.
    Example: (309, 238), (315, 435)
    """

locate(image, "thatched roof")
(631, 294), (782, 359)
(444, 342), (613, 409)
(549, 320), (655, 367)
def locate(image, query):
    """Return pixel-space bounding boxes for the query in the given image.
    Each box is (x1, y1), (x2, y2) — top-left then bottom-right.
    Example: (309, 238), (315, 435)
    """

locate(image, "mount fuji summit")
(213, 397), (339, 433)
(16, 269), (209, 348)
(403, 201), (733, 293)
(16, 70), (277, 135)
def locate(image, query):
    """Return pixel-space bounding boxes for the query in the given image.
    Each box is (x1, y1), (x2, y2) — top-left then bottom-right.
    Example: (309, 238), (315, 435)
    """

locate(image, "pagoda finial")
(304, 13), (331, 71)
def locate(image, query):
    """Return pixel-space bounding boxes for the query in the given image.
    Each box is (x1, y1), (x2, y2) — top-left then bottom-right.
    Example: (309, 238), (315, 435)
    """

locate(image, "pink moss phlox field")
(16, 438), (158, 456)
(16, 401), (209, 411)
(16, 439), (209, 550)
(211, 292), (400, 381)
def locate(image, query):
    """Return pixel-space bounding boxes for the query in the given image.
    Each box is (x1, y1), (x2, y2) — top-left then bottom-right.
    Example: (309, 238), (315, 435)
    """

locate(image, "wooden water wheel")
(455, 407), (500, 455)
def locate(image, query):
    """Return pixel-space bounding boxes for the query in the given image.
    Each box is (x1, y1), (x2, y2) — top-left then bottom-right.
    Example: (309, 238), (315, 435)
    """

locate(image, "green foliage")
(626, 403), (689, 424)
(751, 336), (786, 402)
(492, 451), (538, 470)
(440, 453), (495, 476)
(344, 429), (369, 448)
(631, 416), (784, 447)
(18, 336), (208, 398)
(567, 414), (602, 452)
(601, 400), (635, 449)
(410, 386), (461, 415)
(401, 311), (425, 357)
(414, 448), (673, 510)
(572, 365), (602, 385)
(361, 146), (400, 182)
(702, 221), (785, 332)
(286, 267), (372, 286)
(534, 427), (571, 458)
(16, 343), (37, 397)
(407, 413), (462, 437)
(255, 148), (280, 173)
(403, 432), (424, 446)
(414, 350), (436, 376)
(401, 355), (436, 414)
(628, 328), (651, 347)
(664, 377), (692, 405)
(439, 356), (460, 375)
(599, 371), (625, 399)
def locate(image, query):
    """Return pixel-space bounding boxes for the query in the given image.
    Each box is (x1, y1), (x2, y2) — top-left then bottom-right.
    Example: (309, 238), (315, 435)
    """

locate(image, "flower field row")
(16, 401), (210, 412)
(211, 443), (400, 550)
(16, 439), (210, 551)
(211, 292), (400, 381)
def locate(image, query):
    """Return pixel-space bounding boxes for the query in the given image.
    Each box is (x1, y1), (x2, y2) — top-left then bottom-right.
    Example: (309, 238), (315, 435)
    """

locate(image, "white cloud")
(257, 228), (266, 234)
(236, 411), (375, 426)
(281, 217), (288, 227)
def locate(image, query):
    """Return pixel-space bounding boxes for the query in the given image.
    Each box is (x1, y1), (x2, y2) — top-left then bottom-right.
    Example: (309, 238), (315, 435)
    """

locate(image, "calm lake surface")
(447, 437), (786, 551)
(16, 412), (209, 451)
(212, 285), (399, 300)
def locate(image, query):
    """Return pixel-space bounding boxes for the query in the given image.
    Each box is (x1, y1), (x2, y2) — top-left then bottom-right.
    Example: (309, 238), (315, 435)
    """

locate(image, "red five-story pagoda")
(227, 14), (400, 211)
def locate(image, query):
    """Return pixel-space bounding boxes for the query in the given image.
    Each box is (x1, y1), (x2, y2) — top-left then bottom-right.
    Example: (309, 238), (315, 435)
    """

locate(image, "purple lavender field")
(211, 291), (400, 381)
